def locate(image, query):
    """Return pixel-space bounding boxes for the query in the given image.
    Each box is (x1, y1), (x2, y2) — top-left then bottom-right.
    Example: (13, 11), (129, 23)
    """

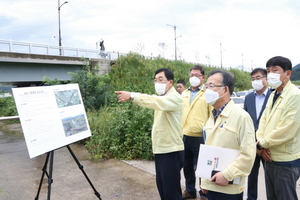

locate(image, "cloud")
(1, 0), (300, 69)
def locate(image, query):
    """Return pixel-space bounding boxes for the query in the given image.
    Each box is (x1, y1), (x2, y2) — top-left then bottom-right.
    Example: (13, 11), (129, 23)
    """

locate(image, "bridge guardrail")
(0, 39), (128, 60)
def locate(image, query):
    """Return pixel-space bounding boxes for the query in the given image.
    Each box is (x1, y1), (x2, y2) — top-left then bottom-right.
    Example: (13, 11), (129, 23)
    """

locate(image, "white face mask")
(205, 88), (224, 105)
(155, 83), (167, 95)
(252, 80), (264, 91)
(267, 73), (282, 89)
(189, 76), (201, 87)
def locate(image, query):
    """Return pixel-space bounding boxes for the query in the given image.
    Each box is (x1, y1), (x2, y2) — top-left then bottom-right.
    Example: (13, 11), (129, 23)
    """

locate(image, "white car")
(236, 91), (248, 97)
(230, 92), (240, 97)
(231, 97), (244, 108)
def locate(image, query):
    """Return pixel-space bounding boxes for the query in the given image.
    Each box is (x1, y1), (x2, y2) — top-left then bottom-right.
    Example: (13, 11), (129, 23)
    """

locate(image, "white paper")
(196, 144), (240, 184)
(12, 84), (91, 158)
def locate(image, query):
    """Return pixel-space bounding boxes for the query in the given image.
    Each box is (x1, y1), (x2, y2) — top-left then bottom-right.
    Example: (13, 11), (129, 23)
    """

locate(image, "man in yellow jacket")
(256, 56), (300, 200)
(200, 70), (256, 200)
(181, 65), (212, 200)
(115, 68), (184, 200)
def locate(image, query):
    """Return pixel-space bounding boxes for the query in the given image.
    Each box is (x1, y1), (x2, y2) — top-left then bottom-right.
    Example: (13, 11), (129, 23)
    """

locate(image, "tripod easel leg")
(47, 151), (54, 200)
(34, 146), (101, 200)
(66, 145), (102, 200)
(34, 151), (54, 200)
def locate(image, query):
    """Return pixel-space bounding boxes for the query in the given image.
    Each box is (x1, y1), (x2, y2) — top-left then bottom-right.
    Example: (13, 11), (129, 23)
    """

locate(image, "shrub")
(86, 102), (154, 160)
(0, 97), (18, 117)
(86, 53), (253, 160)
(228, 68), (252, 91)
(43, 59), (114, 111)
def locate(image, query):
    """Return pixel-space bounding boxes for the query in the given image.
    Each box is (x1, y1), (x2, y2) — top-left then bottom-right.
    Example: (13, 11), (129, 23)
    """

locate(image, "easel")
(34, 145), (102, 200)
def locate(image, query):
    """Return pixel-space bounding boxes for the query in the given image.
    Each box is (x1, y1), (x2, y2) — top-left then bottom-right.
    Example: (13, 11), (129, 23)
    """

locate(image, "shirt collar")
(163, 87), (174, 96)
(188, 85), (202, 91)
(254, 87), (268, 96)
(212, 102), (229, 121)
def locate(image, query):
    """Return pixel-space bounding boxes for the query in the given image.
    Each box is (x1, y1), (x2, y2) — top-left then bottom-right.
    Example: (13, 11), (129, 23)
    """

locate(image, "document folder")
(196, 144), (240, 184)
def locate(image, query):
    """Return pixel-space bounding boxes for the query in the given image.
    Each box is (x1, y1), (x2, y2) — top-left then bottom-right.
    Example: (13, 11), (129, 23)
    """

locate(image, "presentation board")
(12, 84), (91, 158)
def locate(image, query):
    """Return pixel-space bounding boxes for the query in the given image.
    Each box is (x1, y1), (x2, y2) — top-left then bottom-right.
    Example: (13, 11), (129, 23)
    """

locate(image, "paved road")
(1, 123), (299, 200)
(0, 123), (159, 200)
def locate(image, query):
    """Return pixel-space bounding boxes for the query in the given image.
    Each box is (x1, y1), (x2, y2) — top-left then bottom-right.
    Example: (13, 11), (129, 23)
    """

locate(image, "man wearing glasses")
(244, 68), (271, 200)
(115, 68), (184, 200)
(200, 70), (256, 200)
(181, 65), (212, 200)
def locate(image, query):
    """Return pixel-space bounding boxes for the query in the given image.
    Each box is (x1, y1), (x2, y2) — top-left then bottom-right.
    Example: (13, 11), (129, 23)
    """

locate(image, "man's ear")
(224, 86), (229, 95)
(201, 76), (205, 82)
(286, 70), (292, 78)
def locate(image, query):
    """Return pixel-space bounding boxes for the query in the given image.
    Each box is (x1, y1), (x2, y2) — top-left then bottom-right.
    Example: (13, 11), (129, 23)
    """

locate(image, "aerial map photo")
(62, 114), (88, 137)
(54, 89), (81, 108)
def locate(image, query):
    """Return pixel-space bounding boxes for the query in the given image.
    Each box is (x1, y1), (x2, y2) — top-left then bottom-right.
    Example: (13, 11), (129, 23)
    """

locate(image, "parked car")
(231, 92), (240, 97)
(236, 90), (253, 99)
(236, 91), (248, 97)
(231, 97), (244, 108)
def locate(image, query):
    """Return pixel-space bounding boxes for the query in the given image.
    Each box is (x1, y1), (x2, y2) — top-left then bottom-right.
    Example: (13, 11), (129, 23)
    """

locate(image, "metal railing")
(0, 116), (19, 120)
(0, 39), (128, 60)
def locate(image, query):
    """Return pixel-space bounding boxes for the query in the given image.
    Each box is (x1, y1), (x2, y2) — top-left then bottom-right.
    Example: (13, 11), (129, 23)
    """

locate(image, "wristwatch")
(130, 93), (134, 101)
(256, 142), (264, 150)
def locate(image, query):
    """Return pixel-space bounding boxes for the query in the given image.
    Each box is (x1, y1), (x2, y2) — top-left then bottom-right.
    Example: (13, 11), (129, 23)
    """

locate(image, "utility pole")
(58, 0), (68, 55)
(220, 43), (223, 68)
(166, 24), (181, 61)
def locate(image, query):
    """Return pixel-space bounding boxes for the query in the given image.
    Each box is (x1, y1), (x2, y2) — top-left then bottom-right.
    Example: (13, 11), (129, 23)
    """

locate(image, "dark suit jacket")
(244, 88), (272, 133)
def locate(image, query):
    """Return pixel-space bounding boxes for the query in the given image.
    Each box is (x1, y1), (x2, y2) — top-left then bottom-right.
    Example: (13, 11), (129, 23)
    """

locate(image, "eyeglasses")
(190, 74), (203, 78)
(205, 83), (224, 89)
(250, 76), (266, 81)
(153, 79), (168, 84)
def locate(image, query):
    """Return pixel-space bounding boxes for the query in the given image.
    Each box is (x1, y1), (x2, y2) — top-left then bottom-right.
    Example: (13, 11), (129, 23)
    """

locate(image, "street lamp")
(58, 0), (68, 56)
(241, 53), (244, 71)
(220, 43), (223, 68)
(166, 24), (181, 60)
(219, 43), (226, 68)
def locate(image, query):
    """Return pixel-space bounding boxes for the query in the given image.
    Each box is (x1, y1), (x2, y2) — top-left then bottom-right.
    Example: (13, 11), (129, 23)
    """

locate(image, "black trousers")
(265, 161), (300, 200)
(208, 190), (243, 200)
(247, 153), (265, 200)
(154, 151), (184, 200)
(183, 135), (206, 197)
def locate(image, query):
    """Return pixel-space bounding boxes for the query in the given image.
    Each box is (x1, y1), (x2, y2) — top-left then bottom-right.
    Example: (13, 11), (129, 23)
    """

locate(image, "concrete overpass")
(0, 39), (130, 88)
(0, 52), (111, 87)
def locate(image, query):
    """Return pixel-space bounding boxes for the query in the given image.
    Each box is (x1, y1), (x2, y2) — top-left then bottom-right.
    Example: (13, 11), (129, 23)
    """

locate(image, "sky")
(1, 0), (300, 71)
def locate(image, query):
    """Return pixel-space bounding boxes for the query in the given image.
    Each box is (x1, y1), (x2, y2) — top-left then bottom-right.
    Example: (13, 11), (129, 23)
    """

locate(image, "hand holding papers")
(196, 144), (240, 184)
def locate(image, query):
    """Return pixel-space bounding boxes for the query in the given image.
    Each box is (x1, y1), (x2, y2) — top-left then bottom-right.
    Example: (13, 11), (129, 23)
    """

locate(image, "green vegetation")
(85, 53), (252, 160)
(292, 81), (300, 86)
(109, 53), (252, 93)
(43, 59), (114, 111)
(86, 103), (153, 160)
(5, 53), (300, 160)
(0, 54), (254, 160)
(0, 97), (17, 117)
(291, 64), (300, 81)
